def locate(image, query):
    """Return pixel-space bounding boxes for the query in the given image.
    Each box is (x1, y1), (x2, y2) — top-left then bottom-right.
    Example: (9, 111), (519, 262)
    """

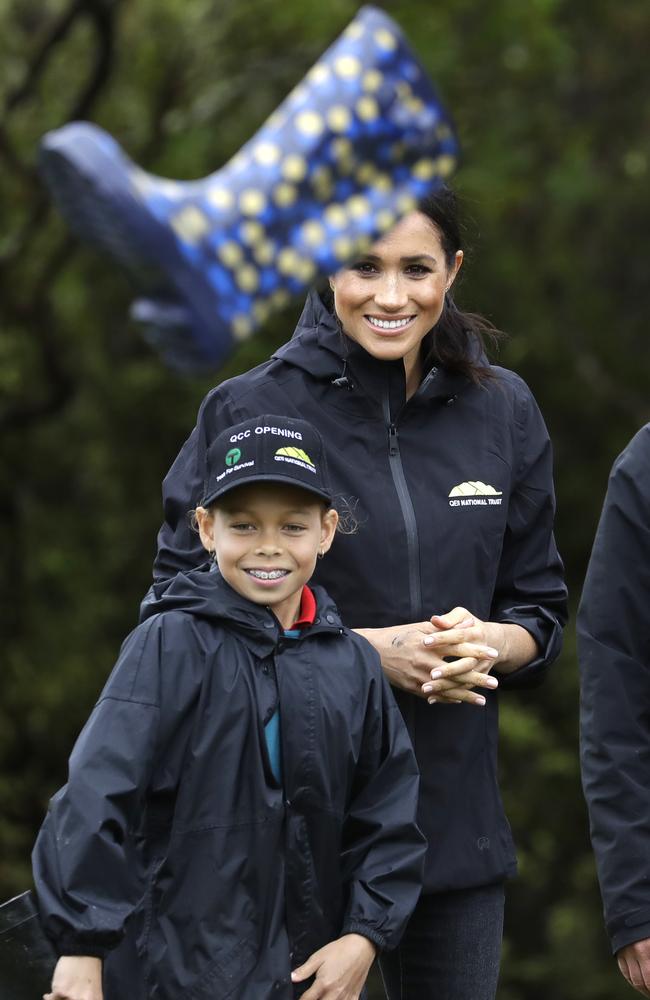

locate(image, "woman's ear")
(195, 506), (216, 555)
(319, 507), (339, 556)
(446, 249), (464, 291)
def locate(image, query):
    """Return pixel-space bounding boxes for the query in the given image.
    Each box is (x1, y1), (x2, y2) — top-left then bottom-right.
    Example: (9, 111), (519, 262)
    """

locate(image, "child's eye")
(284, 523), (307, 533)
(231, 522), (256, 532)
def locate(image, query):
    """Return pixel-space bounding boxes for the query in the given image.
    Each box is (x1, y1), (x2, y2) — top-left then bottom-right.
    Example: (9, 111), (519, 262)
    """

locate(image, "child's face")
(196, 482), (338, 629)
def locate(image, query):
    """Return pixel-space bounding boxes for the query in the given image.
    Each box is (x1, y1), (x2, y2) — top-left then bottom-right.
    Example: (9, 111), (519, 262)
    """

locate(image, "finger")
(428, 685), (488, 706)
(424, 670), (499, 694)
(638, 956), (650, 997)
(427, 650), (498, 678)
(292, 953), (322, 983)
(430, 607), (473, 629)
(424, 629), (489, 650)
(626, 955), (650, 997)
(425, 654), (482, 679)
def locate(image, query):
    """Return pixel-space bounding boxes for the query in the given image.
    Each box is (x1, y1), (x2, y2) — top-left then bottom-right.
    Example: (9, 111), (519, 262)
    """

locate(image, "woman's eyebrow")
(360, 253), (438, 263)
(401, 254), (437, 264)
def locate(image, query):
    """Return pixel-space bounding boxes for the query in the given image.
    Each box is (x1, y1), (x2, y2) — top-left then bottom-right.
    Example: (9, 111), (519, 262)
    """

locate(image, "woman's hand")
(420, 607), (539, 703)
(354, 621), (499, 706)
(45, 956), (103, 1000)
(291, 933), (376, 999)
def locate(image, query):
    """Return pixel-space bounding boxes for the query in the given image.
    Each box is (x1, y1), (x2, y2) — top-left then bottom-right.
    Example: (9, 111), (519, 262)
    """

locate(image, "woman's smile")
(364, 314), (417, 333)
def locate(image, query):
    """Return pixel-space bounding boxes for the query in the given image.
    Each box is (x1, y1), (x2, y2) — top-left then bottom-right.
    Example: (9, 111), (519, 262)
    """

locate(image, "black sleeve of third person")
(578, 424), (650, 953)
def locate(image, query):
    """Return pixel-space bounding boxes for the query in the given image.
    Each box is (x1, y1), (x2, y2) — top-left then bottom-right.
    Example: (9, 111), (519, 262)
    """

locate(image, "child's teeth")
(249, 570), (286, 579)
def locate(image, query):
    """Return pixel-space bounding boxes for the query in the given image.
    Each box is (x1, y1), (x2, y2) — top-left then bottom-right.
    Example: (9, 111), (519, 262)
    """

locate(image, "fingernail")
(485, 647), (499, 658)
(485, 677), (498, 688)
(475, 696), (486, 706)
(423, 635), (436, 646)
(428, 696), (437, 704)
(430, 669), (442, 679)
(422, 683), (433, 693)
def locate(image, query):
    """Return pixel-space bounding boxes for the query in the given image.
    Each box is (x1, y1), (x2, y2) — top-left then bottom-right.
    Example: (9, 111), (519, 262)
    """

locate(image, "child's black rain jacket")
(32, 568), (425, 999)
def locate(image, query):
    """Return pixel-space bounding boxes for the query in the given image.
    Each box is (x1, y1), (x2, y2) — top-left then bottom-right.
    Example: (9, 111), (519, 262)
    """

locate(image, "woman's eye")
(405, 264), (432, 277)
(350, 261), (378, 275)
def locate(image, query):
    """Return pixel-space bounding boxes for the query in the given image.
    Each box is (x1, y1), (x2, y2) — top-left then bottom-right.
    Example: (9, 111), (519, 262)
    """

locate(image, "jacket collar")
(145, 564), (344, 657)
(273, 289), (473, 409)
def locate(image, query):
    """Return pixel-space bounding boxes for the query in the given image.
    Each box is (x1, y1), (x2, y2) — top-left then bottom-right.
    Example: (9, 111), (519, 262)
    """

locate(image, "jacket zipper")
(383, 393), (422, 620)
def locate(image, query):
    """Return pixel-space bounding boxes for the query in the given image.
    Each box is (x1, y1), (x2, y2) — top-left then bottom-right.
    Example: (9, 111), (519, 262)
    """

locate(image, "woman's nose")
(374, 274), (408, 310)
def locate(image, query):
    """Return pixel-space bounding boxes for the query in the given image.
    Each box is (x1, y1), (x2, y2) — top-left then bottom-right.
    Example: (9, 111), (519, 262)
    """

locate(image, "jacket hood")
(142, 563), (344, 646)
(272, 288), (475, 405)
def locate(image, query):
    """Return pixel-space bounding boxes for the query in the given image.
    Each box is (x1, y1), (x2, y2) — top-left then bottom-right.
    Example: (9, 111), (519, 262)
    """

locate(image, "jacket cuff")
(609, 911), (650, 955)
(341, 921), (387, 953)
(55, 934), (113, 960)
(493, 613), (562, 689)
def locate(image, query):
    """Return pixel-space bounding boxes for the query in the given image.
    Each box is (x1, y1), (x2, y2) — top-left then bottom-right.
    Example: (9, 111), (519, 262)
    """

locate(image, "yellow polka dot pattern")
(125, 4), (459, 371)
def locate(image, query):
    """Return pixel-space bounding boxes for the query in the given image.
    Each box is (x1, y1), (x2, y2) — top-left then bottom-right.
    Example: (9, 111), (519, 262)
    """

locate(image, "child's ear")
(195, 506), (216, 554)
(319, 507), (339, 555)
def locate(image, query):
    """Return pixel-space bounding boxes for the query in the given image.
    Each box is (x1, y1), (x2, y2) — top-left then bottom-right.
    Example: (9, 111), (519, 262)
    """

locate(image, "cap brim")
(201, 473), (332, 508)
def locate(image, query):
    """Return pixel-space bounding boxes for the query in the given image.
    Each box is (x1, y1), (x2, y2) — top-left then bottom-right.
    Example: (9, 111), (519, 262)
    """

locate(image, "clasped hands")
(359, 607), (506, 706)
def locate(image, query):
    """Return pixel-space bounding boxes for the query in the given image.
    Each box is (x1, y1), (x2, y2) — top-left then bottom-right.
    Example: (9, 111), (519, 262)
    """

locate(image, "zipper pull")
(388, 423), (398, 456)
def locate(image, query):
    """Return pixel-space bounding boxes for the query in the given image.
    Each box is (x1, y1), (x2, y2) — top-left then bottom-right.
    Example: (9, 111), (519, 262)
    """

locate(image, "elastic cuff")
(342, 921), (387, 952)
(56, 936), (111, 960)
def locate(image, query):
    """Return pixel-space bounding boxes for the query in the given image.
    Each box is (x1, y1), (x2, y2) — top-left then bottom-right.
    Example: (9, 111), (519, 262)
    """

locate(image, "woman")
(152, 185), (568, 999)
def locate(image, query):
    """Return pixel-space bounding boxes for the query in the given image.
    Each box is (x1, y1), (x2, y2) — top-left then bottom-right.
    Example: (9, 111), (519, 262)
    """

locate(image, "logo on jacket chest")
(448, 481), (503, 507)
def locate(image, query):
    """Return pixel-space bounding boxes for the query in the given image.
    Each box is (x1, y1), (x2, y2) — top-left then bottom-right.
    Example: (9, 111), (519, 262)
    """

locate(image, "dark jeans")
(378, 883), (505, 1000)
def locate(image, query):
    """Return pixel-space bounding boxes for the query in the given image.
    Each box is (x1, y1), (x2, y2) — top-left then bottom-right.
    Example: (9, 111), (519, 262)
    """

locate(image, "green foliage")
(2, 1), (649, 995)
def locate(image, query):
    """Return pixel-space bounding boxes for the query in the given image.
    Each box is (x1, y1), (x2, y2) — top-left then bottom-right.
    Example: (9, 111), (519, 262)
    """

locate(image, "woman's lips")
(364, 315), (416, 333)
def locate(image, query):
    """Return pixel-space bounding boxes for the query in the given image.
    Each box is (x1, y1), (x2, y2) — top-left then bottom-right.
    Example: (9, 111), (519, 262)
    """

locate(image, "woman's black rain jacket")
(32, 567), (425, 999)
(150, 290), (568, 893)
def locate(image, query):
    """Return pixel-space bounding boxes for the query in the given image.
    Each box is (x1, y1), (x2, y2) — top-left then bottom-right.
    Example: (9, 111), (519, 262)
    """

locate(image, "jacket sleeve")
(340, 642), (426, 951)
(32, 616), (192, 958)
(578, 425), (650, 953)
(491, 380), (568, 688)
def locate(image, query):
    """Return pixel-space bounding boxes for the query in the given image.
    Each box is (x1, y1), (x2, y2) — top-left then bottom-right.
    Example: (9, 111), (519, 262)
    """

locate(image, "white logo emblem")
(448, 481), (503, 507)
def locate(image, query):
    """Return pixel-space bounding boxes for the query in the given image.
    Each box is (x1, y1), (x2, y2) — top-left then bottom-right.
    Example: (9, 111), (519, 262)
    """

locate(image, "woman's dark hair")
(417, 185), (503, 383)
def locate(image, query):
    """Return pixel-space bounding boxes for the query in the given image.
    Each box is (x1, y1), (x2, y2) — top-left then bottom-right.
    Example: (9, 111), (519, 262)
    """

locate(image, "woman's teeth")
(247, 569), (288, 580)
(367, 316), (413, 330)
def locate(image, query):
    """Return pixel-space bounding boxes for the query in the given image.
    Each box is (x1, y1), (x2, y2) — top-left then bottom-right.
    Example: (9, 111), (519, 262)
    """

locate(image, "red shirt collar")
(290, 585), (317, 630)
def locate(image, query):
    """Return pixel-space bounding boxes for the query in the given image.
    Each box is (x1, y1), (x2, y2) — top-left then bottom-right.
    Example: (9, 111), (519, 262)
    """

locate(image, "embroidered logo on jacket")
(448, 481), (503, 507)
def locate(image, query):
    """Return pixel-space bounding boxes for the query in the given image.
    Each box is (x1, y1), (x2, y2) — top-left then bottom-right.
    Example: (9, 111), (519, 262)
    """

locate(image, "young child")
(33, 415), (425, 1000)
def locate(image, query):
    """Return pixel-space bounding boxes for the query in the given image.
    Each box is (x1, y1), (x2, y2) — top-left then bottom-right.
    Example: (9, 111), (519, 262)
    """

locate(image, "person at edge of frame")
(32, 414), (426, 1000)
(579, 424), (650, 999)
(147, 185), (569, 1000)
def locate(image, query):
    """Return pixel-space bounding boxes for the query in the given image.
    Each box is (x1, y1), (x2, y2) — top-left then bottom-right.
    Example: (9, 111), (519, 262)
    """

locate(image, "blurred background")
(1, 1), (649, 996)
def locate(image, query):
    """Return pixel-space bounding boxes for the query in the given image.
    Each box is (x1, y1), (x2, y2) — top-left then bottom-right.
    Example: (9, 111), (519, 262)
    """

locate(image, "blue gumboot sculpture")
(39, 5), (459, 373)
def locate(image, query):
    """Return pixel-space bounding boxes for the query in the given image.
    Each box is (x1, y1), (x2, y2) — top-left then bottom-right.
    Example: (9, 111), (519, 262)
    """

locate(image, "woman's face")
(330, 211), (463, 373)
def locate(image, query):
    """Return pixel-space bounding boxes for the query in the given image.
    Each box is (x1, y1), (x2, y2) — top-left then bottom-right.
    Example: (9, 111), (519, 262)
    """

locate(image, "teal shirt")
(264, 626), (301, 783)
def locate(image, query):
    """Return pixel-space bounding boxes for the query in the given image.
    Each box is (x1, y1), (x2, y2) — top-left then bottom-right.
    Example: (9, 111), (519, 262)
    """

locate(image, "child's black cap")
(201, 415), (332, 507)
